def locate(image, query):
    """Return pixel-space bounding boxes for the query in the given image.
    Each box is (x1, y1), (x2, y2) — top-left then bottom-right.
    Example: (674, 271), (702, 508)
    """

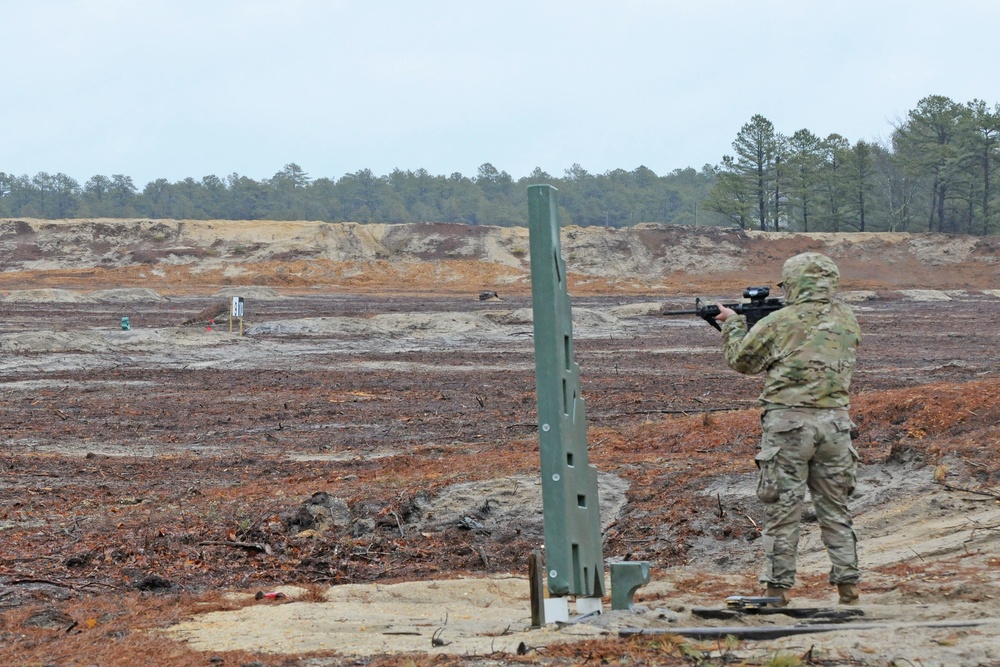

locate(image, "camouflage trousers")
(755, 407), (860, 589)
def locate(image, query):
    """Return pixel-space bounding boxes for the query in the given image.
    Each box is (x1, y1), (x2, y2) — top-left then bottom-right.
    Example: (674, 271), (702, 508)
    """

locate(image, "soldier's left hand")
(715, 303), (736, 323)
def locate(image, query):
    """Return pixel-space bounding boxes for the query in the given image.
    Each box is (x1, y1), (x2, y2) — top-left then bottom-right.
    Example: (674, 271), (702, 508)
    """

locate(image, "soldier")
(715, 252), (861, 606)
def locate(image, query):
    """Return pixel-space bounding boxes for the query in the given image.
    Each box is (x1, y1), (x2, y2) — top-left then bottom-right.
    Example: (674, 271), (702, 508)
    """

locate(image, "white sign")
(231, 296), (244, 318)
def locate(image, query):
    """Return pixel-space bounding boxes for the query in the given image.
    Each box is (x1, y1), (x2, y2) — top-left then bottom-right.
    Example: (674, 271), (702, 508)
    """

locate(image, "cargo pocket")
(845, 444), (860, 496)
(754, 447), (781, 504)
(832, 416), (856, 436)
(832, 416), (860, 495)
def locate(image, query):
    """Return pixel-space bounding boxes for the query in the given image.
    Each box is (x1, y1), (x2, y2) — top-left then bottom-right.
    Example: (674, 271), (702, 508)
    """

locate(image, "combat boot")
(837, 583), (859, 605)
(764, 586), (789, 607)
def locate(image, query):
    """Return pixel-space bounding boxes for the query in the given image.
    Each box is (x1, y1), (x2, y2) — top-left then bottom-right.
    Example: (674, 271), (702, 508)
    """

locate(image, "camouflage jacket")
(721, 252), (861, 411)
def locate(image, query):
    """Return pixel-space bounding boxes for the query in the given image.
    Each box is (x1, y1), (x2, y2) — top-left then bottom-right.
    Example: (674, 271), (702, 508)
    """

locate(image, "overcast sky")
(4, 1), (998, 188)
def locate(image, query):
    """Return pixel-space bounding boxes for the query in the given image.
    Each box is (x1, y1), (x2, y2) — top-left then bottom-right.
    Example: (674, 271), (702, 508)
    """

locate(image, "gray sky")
(4, 1), (998, 188)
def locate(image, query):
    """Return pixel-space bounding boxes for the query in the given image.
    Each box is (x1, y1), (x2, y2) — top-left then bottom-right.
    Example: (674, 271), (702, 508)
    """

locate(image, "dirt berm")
(2, 218), (998, 294)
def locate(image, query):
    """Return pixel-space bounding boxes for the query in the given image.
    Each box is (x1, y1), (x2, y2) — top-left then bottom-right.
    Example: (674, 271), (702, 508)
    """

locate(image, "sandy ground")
(3, 220), (1000, 666)
(4, 285), (998, 665)
(160, 457), (1000, 666)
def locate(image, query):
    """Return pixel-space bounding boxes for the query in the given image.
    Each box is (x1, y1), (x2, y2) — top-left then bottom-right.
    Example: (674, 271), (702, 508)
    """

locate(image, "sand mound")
(212, 286), (283, 299)
(413, 472), (629, 535)
(2, 288), (84, 302)
(0, 328), (237, 354)
(87, 287), (167, 302)
(899, 289), (952, 301)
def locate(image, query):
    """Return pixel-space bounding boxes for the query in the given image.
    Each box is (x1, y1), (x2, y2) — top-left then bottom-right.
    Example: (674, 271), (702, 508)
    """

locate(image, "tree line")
(0, 162), (722, 229)
(1, 94), (997, 235)
(706, 95), (1000, 235)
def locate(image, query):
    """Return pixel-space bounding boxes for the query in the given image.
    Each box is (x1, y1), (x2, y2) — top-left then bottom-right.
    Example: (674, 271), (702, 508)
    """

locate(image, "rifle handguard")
(661, 287), (784, 331)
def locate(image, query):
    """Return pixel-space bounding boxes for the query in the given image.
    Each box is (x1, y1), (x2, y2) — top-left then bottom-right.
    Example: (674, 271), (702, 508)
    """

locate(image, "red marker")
(254, 591), (286, 600)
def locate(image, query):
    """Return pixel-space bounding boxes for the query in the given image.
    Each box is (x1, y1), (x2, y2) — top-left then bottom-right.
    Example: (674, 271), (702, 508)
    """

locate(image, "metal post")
(529, 550), (545, 628)
(527, 184), (605, 599)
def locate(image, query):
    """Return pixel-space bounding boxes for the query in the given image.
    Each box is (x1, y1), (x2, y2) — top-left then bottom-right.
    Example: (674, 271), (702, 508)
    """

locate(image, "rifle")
(661, 286), (784, 331)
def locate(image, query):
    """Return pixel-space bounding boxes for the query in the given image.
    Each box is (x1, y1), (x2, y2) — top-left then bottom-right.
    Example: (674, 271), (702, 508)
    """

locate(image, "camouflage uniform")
(721, 252), (861, 590)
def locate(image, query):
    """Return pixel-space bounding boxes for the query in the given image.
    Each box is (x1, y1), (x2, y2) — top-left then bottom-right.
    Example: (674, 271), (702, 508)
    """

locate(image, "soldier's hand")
(715, 303), (736, 323)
